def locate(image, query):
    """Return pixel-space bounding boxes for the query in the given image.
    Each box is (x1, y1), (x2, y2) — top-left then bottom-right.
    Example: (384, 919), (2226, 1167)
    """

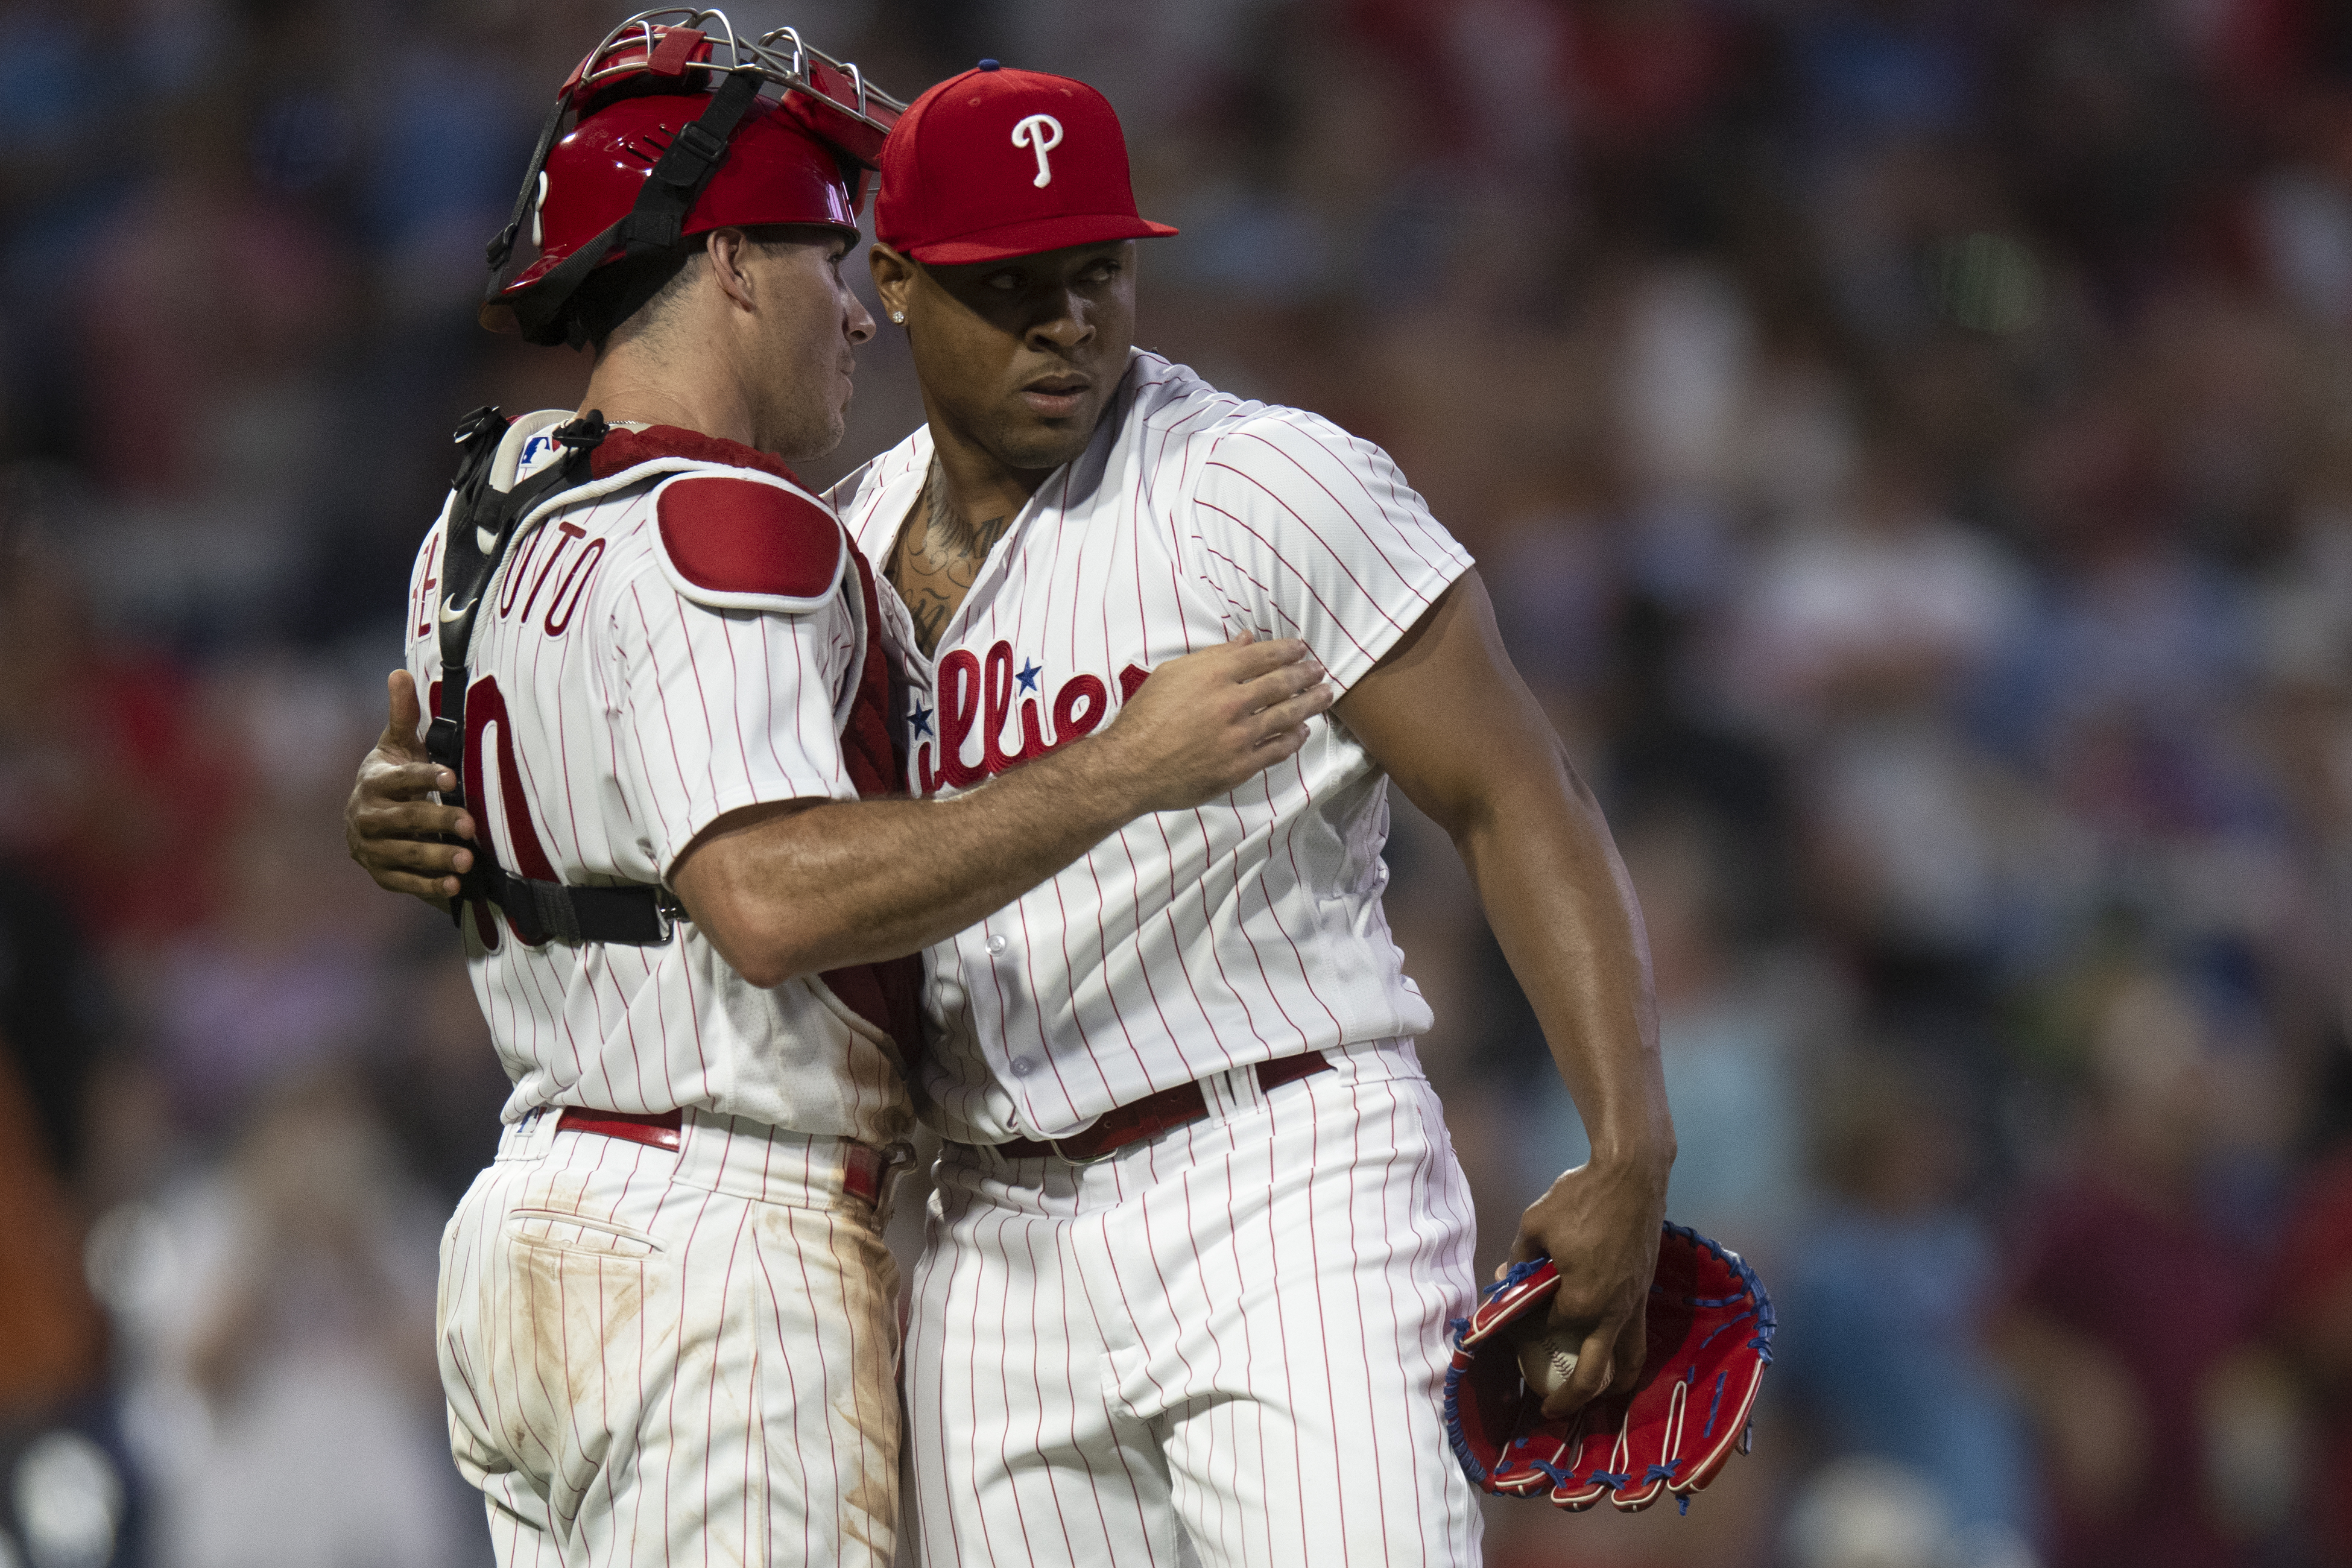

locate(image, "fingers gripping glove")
(1444, 1222), (1774, 1515)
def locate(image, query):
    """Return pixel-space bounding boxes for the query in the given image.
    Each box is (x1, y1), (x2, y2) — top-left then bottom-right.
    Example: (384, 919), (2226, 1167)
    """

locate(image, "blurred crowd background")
(4, 0), (2351, 1565)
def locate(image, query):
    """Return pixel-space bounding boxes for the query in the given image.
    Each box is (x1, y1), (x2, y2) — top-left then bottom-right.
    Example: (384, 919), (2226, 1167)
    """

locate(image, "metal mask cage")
(483, 7), (906, 335)
(564, 8), (905, 147)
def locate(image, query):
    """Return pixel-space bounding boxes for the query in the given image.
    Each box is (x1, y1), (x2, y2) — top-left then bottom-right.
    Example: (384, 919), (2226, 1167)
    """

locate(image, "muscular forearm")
(1453, 749), (1673, 1171)
(674, 734), (1150, 985)
(674, 634), (1333, 986)
(1344, 571), (1668, 1404)
(352, 638), (1332, 979)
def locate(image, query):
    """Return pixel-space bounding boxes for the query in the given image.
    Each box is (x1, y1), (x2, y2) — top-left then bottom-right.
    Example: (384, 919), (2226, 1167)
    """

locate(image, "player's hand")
(1505, 1153), (1671, 1418)
(1096, 633), (1333, 812)
(346, 669), (476, 906)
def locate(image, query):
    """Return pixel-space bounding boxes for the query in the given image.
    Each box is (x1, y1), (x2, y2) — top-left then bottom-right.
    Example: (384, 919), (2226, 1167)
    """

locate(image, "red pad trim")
(655, 475), (844, 610)
(590, 424), (800, 485)
(647, 26), (703, 77)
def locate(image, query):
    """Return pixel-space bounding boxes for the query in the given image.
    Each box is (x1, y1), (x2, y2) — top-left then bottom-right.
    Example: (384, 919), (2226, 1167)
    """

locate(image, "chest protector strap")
(427, 406), (678, 947)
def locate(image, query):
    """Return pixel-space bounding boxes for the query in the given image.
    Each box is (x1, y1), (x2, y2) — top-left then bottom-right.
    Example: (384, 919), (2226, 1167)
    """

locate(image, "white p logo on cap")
(1012, 113), (1063, 188)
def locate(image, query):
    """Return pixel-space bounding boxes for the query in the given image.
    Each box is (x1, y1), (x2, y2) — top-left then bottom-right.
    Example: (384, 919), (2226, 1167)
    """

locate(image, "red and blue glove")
(1445, 1222), (1774, 1514)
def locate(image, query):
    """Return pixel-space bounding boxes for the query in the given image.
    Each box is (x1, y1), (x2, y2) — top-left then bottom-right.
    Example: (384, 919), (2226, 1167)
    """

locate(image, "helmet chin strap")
(501, 67), (764, 348)
(482, 10), (905, 346)
(487, 94), (574, 277)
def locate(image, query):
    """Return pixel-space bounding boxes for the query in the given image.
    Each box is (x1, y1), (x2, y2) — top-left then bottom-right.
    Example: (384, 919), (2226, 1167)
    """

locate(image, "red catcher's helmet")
(484, 8), (906, 346)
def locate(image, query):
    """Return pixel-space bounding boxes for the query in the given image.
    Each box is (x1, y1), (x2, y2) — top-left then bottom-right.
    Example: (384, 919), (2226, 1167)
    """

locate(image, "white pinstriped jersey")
(403, 413), (915, 1149)
(826, 350), (1473, 1143)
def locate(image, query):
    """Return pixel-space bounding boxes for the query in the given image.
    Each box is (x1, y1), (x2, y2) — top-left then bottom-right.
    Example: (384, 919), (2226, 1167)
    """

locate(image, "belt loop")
(982, 1050), (1333, 1165)
(1046, 1133), (1124, 1168)
(1205, 1062), (1251, 1119)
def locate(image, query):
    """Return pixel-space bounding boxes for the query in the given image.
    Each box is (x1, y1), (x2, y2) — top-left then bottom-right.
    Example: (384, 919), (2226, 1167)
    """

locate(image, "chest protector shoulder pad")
(651, 472), (849, 614)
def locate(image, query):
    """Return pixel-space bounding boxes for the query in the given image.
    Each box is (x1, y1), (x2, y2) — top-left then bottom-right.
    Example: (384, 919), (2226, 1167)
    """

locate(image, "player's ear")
(706, 229), (758, 313)
(869, 242), (915, 324)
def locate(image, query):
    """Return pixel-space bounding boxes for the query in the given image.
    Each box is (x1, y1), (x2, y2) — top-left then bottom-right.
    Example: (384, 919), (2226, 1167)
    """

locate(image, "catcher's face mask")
(483, 8), (905, 344)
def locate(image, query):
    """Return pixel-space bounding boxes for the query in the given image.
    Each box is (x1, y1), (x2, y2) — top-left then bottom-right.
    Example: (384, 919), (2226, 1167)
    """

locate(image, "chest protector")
(424, 406), (925, 1061)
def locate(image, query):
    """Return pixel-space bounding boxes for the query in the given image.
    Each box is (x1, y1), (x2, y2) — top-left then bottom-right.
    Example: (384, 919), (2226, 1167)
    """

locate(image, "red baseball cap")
(876, 61), (1177, 265)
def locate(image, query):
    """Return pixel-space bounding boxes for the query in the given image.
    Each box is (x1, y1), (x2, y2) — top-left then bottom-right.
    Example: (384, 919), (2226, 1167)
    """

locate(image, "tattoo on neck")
(920, 461), (1011, 564)
(890, 458), (1014, 657)
(921, 459), (955, 552)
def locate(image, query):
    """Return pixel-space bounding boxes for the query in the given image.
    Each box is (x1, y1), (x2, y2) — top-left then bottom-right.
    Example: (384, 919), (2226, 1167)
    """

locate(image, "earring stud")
(891, 310), (906, 323)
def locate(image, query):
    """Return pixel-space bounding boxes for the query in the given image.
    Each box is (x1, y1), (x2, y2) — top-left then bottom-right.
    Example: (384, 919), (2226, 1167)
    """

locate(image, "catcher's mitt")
(1445, 1221), (1774, 1514)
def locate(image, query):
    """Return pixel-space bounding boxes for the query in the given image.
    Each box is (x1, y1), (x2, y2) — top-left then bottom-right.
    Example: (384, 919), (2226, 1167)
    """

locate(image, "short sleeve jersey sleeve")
(609, 560), (859, 881)
(1187, 409), (1475, 691)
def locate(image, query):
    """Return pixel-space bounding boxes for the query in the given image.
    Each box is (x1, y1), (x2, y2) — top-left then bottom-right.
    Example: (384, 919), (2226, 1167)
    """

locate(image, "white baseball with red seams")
(1516, 1324), (1584, 1402)
(405, 413), (910, 1566)
(828, 349), (1488, 1566)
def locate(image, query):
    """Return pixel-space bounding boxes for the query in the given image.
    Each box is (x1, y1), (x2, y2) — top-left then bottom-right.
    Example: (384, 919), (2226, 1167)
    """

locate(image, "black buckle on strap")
(485, 866), (679, 949)
(423, 716), (463, 780)
(452, 404), (506, 445)
(524, 878), (584, 946)
(656, 118), (731, 185)
(557, 410), (612, 449)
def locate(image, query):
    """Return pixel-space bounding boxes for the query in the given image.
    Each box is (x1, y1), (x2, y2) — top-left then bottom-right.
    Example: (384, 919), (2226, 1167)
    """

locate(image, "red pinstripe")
(1061, 1209), (1170, 1563)
(1225, 424), (1452, 583)
(973, 1207), (1018, 1566)
(752, 1210), (812, 1565)
(1016, 1217), (1082, 1567)
(1192, 498), (1385, 670)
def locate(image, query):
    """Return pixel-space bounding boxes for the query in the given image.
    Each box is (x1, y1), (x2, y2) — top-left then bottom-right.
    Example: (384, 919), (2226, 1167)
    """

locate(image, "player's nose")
(1026, 291), (1093, 352)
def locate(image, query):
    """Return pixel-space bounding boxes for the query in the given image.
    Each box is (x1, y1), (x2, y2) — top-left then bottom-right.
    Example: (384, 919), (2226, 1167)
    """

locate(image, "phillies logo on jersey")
(912, 639), (1146, 794)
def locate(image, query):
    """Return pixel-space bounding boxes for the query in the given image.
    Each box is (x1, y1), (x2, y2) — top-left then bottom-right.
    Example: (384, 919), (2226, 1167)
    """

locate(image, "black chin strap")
(486, 91), (572, 276)
(494, 68), (766, 348)
(428, 408), (678, 948)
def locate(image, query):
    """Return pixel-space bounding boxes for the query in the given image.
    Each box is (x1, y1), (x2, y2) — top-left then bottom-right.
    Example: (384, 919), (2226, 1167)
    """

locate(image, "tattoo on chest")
(889, 460), (1012, 657)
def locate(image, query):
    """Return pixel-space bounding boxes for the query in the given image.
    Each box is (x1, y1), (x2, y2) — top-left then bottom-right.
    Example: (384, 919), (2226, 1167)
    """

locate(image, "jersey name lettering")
(411, 541), (441, 639)
(912, 640), (1151, 794)
(494, 520), (605, 639)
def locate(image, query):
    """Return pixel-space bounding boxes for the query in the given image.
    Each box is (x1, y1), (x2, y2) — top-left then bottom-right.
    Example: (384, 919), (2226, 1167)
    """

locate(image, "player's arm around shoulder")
(668, 630), (1336, 988)
(615, 459), (1347, 989)
(1335, 571), (1675, 1418)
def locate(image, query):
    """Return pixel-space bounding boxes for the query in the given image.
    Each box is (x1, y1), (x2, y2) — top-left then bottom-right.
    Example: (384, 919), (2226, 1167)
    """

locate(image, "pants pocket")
(504, 1207), (662, 1257)
(488, 1224), (668, 1524)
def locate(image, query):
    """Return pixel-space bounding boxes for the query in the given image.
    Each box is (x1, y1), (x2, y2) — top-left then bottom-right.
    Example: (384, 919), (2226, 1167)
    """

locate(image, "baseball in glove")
(1445, 1221), (1774, 1514)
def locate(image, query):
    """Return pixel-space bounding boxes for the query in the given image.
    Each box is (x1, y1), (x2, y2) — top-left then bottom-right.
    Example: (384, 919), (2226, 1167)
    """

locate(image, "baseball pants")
(436, 1107), (902, 1567)
(905, 1038), (1484, 1567)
